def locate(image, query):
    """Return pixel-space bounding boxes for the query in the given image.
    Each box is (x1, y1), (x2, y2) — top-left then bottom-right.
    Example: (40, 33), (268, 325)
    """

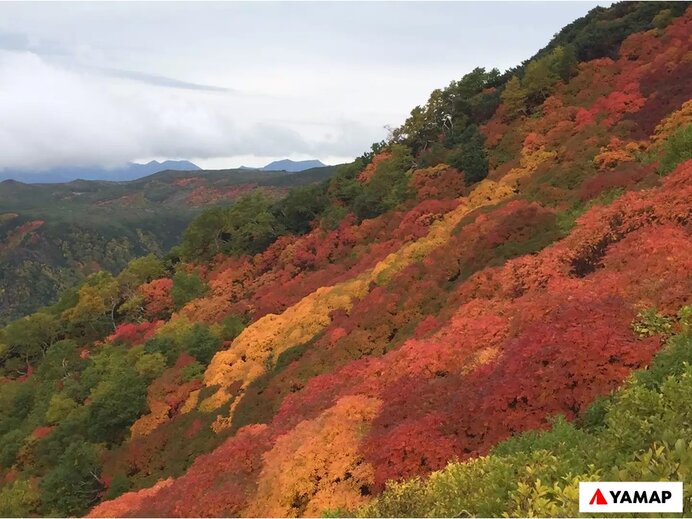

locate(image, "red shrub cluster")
(108, 320), (162, 346)
(139, 278), (174, 319)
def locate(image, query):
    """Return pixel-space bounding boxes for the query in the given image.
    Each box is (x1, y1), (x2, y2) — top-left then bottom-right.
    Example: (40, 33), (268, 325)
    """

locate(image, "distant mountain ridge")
(0, 160), (201, 183)
(1, 159), (327, 182)
(241, 158), (327, 172)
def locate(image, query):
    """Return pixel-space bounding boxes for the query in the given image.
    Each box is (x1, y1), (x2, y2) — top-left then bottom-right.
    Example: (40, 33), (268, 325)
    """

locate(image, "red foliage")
(522, 132), (546, 151)
(17, 364), (33, 382)
(574, 107), (595, 128)
(3, 468), (19, 484)
(108, 320), (162, 346)
(199, 197), (460, 323)
(579, 161), (655, 201)
(410, 165), (466, 200)
(269, 161), (691, 488)
(139, 278), (174, 318)
(32, 426), (54, 439)
(591, 86), (646, 127)
(97, 425), (271, 517)
(625, 13), (692, 137)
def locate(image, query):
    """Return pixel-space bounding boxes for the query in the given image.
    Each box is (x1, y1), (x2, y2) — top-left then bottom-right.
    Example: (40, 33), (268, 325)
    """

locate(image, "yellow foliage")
(652, 99), (692, 145)
(196, 175), (517, 425)
(371, 200), (472, 285)
(594, 148), (635, 169)
(502, 142), (558, 188)
(593, 137), (646, 169)
(506, 474), (581, 517)
(199, 276), (372, 414)
(520, 146), (557, 171)
(180, 389), (199, 414)
(466, 179), (517, 208)
(130, 399), (170, 437)
(243, 395), (382, 517)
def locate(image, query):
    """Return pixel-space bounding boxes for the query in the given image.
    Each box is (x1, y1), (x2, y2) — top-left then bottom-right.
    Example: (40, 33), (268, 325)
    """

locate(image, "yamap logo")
(588, 487), (608, 505)
(579, 482), (683, 513)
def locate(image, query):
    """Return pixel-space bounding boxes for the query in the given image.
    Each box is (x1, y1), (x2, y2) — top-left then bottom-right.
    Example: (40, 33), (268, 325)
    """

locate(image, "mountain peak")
(240, 159), (327, 173)
(263, 159), (326, 172)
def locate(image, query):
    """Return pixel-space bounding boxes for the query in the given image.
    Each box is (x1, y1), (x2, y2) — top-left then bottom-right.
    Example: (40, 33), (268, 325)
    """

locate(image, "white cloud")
(0, 2), (610, 173)
(0, 50), (383, 170)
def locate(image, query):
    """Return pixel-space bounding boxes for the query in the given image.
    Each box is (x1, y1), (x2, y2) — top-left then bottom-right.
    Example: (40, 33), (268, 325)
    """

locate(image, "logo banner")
(579, 482), (683, 513)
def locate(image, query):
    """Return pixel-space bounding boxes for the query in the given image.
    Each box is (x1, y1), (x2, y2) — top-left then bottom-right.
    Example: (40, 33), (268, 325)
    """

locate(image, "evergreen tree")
(449, 125), (490, 185)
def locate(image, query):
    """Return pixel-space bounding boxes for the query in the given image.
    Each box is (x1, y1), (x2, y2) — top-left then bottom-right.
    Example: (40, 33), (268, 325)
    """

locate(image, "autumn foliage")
(3, 6), (691, 518)
(90, 9), (692, 515)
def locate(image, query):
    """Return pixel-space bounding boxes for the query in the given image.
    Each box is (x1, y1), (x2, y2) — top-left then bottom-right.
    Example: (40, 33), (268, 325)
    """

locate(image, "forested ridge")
(0, 166), (335, 324)
(0, 2), (691, 516)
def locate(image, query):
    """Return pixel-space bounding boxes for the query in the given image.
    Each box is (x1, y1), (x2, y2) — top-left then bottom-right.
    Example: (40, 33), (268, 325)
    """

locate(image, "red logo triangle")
(589, 488), (608, 505)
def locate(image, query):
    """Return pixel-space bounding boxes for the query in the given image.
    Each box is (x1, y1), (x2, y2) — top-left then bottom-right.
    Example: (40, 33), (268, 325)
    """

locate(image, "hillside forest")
(0, 166), (335, 324)
(0, 2), (690, 517)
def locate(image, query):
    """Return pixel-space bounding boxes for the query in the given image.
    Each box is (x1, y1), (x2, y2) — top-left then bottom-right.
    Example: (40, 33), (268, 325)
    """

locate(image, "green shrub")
(180, 361), (205, 382)
(171, 271), (208, 309)
(184, 324), (222, 366)
(447, 125), (489, 185)
(104, 472), (131, 501)
(144, 335), (179, 366)
(631, 308), (675, 338)
(220, 314), (246, 342)
(86, 360), (148, 444)
(39, 441), (103, 516)
(658, 124), (691, 175)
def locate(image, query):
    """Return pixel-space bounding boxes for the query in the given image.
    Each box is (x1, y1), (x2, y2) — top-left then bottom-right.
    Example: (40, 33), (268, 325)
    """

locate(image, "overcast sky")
(0, 1), (609, 172)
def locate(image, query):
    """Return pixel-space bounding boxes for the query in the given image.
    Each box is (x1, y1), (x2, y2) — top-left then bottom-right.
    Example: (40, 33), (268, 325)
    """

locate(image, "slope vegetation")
(0, 3), (690, 517)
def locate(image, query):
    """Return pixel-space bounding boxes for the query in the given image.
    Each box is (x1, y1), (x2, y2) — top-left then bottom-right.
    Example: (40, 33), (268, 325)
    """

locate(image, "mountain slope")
(0, 3), (690, 517)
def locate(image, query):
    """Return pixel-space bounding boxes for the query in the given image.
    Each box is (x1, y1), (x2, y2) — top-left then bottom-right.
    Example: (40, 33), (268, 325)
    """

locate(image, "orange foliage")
(593, 137), (640, 169)
(651, 99), (692, 144)
(139, 278), (174, 318)
(88, 478), (175, 518)
(357, 151), (392, 183)
(244, 396), (381, 517)
(196, 186), (512, 423)
(31, 426), (54, 439)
